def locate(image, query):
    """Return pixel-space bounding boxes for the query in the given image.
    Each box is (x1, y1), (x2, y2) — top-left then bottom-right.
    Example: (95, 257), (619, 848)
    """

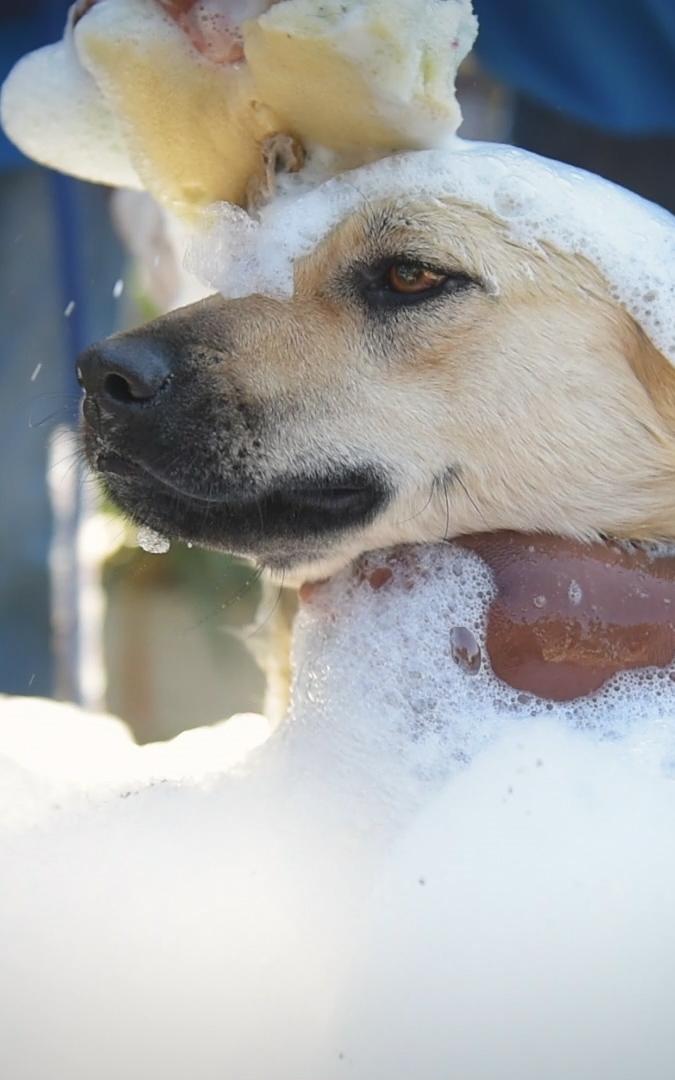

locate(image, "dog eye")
(387, 264), (448, 294)
(356, 258), (478, 310)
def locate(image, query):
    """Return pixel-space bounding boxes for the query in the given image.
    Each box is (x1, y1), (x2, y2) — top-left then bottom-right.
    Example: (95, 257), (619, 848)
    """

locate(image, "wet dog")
(79, 194), (675, 589)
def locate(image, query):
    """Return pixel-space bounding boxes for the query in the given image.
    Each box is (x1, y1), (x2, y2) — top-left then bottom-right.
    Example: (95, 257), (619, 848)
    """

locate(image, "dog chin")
(95, 453), (392, 575)
(259, 547), (365, 585)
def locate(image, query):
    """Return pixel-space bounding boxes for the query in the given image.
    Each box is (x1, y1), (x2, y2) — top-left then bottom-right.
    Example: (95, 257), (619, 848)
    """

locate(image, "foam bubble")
(188, 142), (675, 363)
(291, 544), (675, 761)
(0, 32), (140, 190)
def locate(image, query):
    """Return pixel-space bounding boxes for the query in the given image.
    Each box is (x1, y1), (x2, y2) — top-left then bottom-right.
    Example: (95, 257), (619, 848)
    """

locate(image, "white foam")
(0, 32), (140, 190)
(1, 543), (674, 1079)
(188, 142), (675, 363)
(257, 0), (477, 144)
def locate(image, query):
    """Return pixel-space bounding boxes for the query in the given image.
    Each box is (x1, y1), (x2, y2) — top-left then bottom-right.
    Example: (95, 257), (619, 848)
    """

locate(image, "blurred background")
(1, 0), (673, 742)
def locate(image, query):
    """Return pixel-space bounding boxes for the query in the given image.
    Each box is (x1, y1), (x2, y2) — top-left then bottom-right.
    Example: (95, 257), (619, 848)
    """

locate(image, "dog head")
(79, 195), (675, 581)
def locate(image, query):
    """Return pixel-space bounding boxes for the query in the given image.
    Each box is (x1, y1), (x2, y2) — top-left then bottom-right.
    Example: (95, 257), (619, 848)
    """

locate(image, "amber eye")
(387, 264), (448, 294)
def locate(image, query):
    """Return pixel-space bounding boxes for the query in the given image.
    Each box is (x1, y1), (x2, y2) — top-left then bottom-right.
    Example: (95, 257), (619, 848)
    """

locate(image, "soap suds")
(1, 543), (674, 1079)
(188, 142), (675, 363)
(0, 32), (140, 190)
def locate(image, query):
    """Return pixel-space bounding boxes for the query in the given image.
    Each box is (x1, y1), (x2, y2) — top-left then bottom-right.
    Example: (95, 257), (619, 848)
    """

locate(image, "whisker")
(456, 472), (487, 526)
(246, 569), (286, 640)
(395, 482), (436, 527)
(181, 564), (264, 634)
(27, 391), (82, 404)
(45, 445), (86, 475)
(442, 476), (451, 541)
(28, 405), (79, 429)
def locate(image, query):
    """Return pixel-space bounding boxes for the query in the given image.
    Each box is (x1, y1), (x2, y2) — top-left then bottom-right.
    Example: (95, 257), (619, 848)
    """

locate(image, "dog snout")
(77, 334), (173, 412)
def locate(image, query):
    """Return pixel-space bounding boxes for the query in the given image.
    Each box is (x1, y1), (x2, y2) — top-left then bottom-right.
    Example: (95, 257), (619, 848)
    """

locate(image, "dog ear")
(625, 322), (675, 434)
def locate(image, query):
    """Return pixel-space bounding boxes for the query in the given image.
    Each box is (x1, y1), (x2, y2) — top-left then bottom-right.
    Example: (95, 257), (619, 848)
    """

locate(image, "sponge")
(244, 0), (477, 153)
(1, 0), (477, 215)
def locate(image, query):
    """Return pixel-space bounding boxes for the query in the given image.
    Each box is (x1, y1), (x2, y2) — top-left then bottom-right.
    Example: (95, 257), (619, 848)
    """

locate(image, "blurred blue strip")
(49, 173), (86, 703)
(50, 173), (88, 373)
(473, 0), (675, 135)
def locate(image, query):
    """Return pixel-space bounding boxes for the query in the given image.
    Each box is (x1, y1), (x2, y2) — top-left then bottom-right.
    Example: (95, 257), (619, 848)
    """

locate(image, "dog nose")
(77, 335), (172, 409)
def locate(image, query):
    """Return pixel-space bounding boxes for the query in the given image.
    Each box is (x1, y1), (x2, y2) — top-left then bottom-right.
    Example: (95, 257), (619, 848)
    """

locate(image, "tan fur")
(214, 195), (675, 585)
(625, 323), (675, 432)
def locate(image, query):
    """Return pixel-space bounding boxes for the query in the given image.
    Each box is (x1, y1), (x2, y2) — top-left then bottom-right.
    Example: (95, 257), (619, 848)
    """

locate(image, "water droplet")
(533, 595), (547, 609)
(568, 580), (583, 606)
(449, 626), (482, 675)
(112, 278), (124, 299)
(137, 526), (170, 554)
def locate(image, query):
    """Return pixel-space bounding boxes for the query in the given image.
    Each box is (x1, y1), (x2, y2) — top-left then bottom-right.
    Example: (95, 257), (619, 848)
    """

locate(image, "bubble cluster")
(292, 543), (675, 768)
(190, 142), (675, 364)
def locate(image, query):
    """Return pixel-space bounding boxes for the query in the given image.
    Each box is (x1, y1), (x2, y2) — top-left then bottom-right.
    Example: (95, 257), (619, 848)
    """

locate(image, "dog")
(77, 187), (675, 714)
(78, 193), (675, 578)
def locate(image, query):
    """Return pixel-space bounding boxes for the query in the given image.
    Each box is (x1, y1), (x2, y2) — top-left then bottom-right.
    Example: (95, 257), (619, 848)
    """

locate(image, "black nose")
(77, 335), (172, 409)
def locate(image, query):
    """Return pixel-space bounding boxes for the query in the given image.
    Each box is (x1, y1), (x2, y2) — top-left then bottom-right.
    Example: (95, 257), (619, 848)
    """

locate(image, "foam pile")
(1, 543), (675, 1080)
(188, 142), (675, 363)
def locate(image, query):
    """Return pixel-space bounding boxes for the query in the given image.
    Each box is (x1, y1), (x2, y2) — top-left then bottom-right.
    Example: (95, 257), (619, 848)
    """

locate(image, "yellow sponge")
(1, 0), (477, 216)
(75, 0), (283, 213)
(244, 0), (477, 153)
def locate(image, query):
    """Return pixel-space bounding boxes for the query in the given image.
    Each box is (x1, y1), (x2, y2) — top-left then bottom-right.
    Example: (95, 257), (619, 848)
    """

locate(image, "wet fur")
(142, 196), (675, 571)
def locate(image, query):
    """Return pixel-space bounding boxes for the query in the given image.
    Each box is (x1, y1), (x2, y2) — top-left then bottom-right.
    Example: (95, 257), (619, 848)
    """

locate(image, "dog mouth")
(94, 448), (391, 566)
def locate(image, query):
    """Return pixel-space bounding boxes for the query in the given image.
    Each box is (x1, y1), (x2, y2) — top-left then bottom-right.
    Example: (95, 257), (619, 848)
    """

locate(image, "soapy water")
(1, 543), (674, 1080)
(188, 141), (675, 363)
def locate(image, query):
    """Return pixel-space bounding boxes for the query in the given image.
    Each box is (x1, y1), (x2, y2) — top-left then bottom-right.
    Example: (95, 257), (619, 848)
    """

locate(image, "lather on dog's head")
(79, 195), (675, 581)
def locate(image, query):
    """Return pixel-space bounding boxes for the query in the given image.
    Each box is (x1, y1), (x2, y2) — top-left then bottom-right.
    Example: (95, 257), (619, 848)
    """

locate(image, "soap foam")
(256, 0), (477, 145)
(0, 31), (140, 190)
(188, 142), (675, 363)
(1, 543), (674, 1079)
